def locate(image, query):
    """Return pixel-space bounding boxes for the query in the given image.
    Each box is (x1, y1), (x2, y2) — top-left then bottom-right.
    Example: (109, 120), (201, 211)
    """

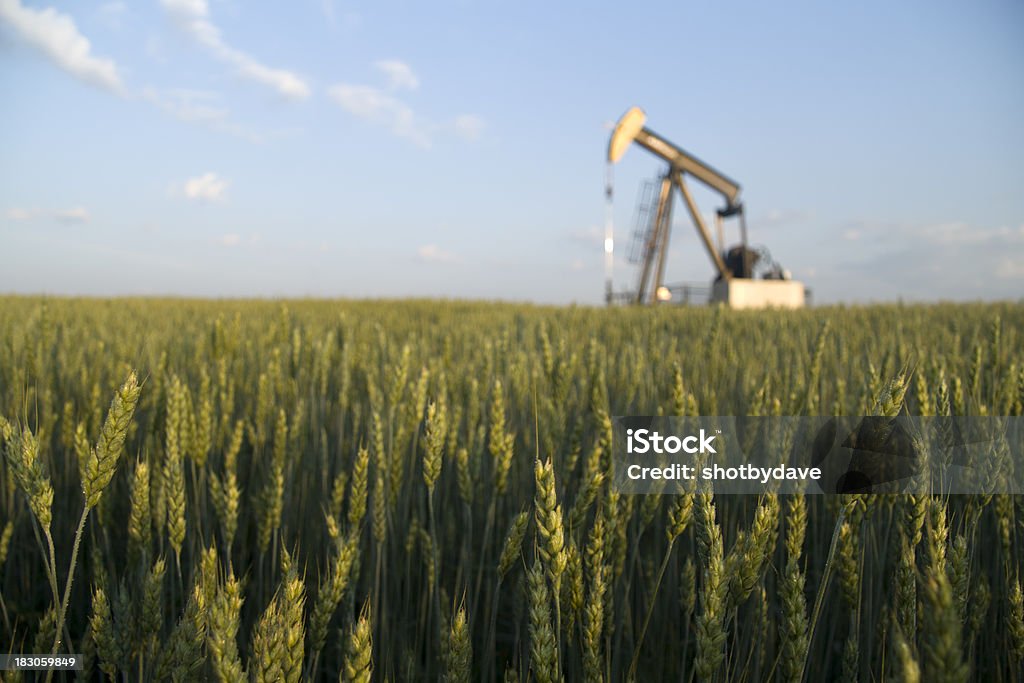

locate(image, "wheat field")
(0, 297), (1022, 681)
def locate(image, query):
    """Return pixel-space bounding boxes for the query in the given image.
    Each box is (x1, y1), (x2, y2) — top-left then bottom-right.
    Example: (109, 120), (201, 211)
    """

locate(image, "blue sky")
(1, 0), (1022, 304)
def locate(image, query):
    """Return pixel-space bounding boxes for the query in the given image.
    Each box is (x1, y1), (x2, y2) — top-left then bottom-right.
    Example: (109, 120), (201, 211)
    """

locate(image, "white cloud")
(160, 0), (310, 99)
(142, 87), (265, 141)
(569, 225), (605, 247)
(328, 83), (431, 148)
(374, 59), (419, 91)
(0, 0), (124, 92)
(6, 208), (32, 221)
(917, 222), (1024, 246)
(218, 233), (241, 247)
(453, 114), (484, 141)
(996, 258), (1024, 280)
(182, 172), (228, 201)
(758, 208), (814, 227)
(819, 219), (1024, 302)
(417, 244), (457, 263)
(143, 87), (227, 124)
(54, 207), (89, 223)
(5, 207), (90, 223)
(328, 84), (393, 119)
(329, 60), (484, 147)
(838, 219), (1024, 249)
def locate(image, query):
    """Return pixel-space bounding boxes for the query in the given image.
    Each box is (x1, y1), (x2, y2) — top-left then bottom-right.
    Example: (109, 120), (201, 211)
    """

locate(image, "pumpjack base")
(710, 279), (806, 309)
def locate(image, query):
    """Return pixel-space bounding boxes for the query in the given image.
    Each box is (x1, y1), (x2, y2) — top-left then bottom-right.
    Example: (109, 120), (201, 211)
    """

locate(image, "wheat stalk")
(444, 603), (472, 683)
(344, 607), (373, 683)
(528, 557), (558, 683)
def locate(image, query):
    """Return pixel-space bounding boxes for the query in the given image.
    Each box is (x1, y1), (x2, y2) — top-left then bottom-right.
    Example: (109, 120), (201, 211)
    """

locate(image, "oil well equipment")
(604, 106), (806, 308)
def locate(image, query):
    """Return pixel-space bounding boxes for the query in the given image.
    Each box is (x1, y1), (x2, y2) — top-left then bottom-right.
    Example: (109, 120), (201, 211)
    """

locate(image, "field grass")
(0, 297), (1022, 681)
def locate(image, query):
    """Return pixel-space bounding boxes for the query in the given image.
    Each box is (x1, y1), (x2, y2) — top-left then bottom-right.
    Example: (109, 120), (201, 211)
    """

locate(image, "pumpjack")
(605, 106), (805, 308)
